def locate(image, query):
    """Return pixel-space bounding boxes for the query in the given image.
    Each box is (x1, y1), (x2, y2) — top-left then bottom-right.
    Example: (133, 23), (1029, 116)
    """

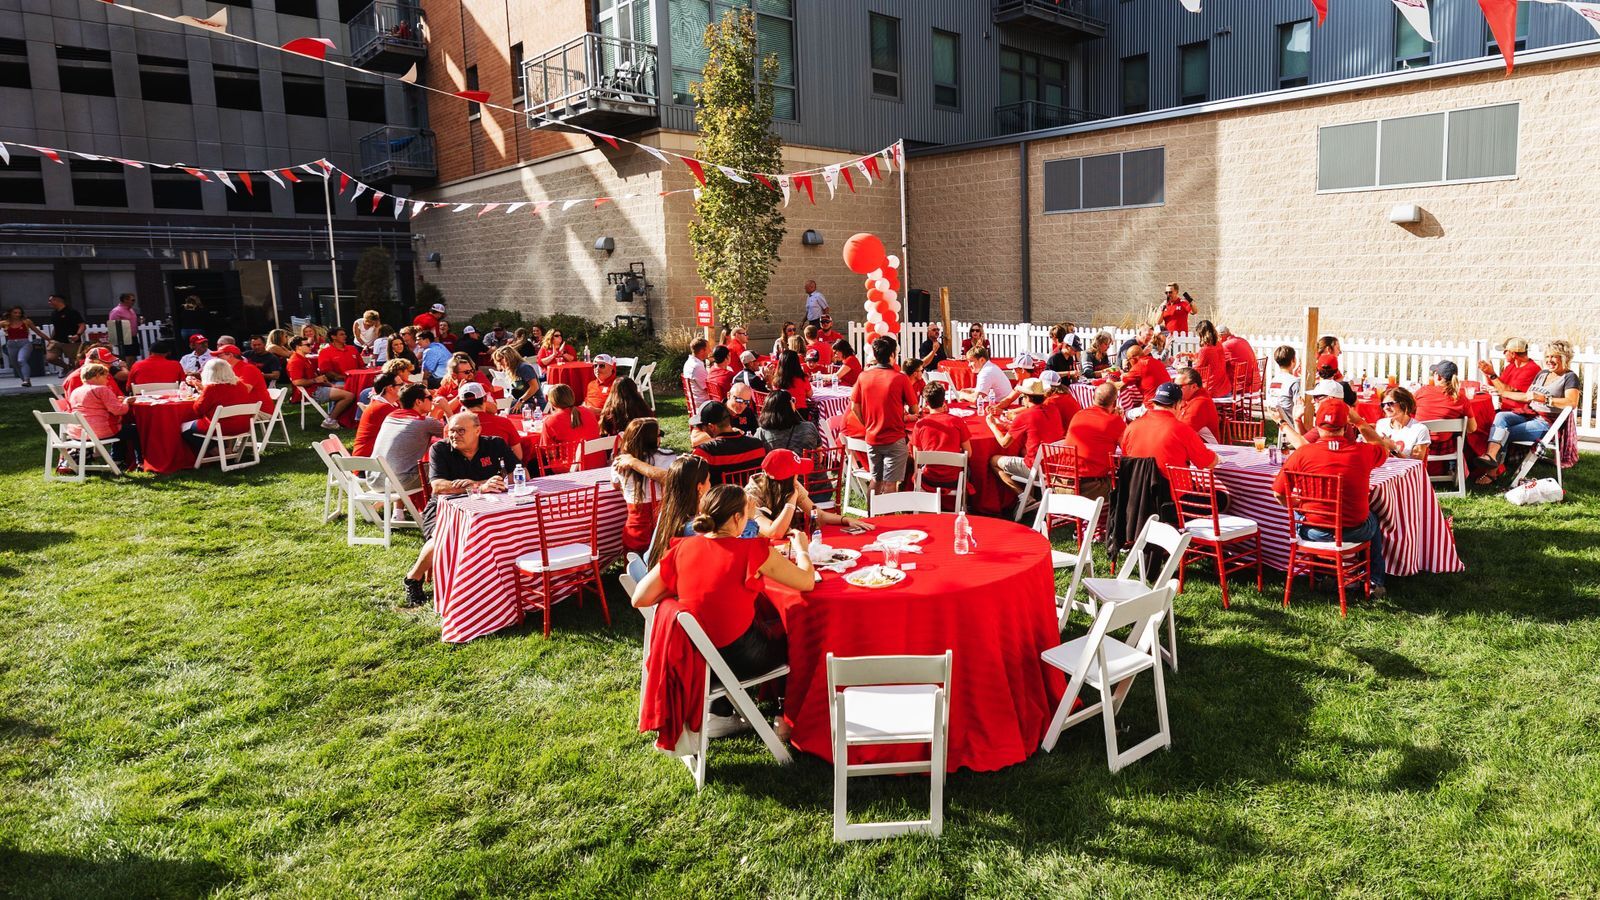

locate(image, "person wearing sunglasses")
(722, 326), (748, 361)
(536, 329), (578, 368)
(1371, 386), (1430, 460)
(435, 352), (497, 406)
(584, 353), (619, 410)
(771, 322), (798, 359)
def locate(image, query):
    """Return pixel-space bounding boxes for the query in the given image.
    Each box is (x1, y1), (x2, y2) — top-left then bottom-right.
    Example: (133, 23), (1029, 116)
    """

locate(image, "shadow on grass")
(0, 846), (234, 900)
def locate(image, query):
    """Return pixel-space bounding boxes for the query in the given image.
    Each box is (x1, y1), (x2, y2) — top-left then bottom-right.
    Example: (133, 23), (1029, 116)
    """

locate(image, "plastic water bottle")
(512, 464), (527, 496)
(583, 344), (591, 363)
(522, 404), (534, 429)
(532, 403), (544, 427)
(953, 511), (972, 555)
(988, 389), (998, 408)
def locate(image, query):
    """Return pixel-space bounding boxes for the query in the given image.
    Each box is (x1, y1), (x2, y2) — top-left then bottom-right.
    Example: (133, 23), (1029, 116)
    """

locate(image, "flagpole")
(323, 173), (342, 328)
(897, 140), (909, 292)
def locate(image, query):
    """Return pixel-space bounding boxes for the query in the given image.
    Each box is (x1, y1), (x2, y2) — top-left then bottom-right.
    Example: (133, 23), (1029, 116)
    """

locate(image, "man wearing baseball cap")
(213, 342), (274, 414)
(1414, 360), (1477, 439)
(453, 324), (487, 360)
(1039, 369), (1082, 432)
(61, 345), (127, 397)
(690, 400), (768, 483)
(584, 353), (619, 410)
(180, 333), (213, 375)
(1120, 381), (1218, 476)
(1272, 397), (1392, 597)
(986, 377), (1064, 493)
(457, 380), (526, 461)
(412, 301), (445, 333)
(732, 350), (769, 392)
(1476, 336), (1541, 416)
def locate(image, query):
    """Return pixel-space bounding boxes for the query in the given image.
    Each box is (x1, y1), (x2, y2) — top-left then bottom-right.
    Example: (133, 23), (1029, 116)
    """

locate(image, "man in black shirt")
(690, 400), (768, 483)
(726, 383), (760, 434)
(245, 334), (285, 386)
(45, 294), (86, 375)
(916, 323), (949, 367)
(1117, 324), (1155, 369)
(731, 350), (769, 392)
(453, 325), (488, 360)
(402, 411), (518, 606)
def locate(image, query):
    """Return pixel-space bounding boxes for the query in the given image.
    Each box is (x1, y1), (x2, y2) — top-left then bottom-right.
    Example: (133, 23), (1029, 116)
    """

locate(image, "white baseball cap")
(1039, 369), (1062, 388)
(462, 325), (477, 334)
(1012, 352), (1037, 369)
(592, 353), (616, 366)
(458, 381), (487, 400)
(430, 303), (446, 314)
(1307, 379), (1345, 399)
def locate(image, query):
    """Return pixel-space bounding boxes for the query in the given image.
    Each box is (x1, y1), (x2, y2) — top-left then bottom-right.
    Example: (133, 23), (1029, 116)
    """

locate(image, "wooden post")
(1302, 306), (1319, 392)
(940, 287), (952, 354)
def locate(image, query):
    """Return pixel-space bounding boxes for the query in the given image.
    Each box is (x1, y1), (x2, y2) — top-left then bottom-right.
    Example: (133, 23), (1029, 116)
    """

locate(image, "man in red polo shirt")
(910, 382), (971, 491)
(1217, 325), (1260, 392)
(213, 342), (274, 414)
(585, 354), (618, 410)
(352, 371), (401, 457)
(986, 377), (1064, 493)
(128, 341), (186, 386)
(316, 327), (365, 383)
(1117, 344), (1171, 408)
(849, 335), (919, 493)
(1272, 397), (1391, 597)
(1039, 370), (1082, 432)
(1475, 336), (1541, 415)
(1159, 283), (1193, 335)
(1120, 382), (1217, 475)
(815, 314), (844, 347)
(1065, 383), (1125, 501)
(1174, 367), (1220, 442)
(705, 346), (736, 402)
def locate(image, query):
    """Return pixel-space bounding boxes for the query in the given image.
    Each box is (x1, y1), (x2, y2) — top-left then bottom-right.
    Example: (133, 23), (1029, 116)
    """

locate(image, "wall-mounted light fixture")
(426, 251), (442, 268)
(1388, 204), (1423, 225)
(801, 229), (824, 246)
(594, 236), (616, 255)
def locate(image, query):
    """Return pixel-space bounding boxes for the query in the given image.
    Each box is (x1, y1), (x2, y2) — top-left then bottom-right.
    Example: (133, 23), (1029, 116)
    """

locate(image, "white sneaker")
(320, 418), (342, 430)
(704, 713), (750, 739)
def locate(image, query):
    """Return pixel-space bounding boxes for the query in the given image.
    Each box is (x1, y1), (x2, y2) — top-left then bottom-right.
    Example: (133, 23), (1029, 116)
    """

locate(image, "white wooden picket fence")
(850, 319), (1600, 442)
(1, 321), (168, 377)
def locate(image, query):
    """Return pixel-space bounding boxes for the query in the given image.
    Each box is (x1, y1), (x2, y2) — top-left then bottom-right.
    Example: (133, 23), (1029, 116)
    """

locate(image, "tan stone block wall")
(910, 53), (1600, 344)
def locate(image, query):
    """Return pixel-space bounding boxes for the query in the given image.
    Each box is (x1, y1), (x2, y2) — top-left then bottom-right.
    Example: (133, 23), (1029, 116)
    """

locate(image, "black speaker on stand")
(907, 288), (931, 323)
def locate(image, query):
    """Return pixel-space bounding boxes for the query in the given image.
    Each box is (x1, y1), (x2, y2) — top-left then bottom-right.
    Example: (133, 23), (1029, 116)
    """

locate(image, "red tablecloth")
(766, 513), (1063, 773)
(938, 358), (1041, 392)
(431, 467), (625, 643)
(339, 367), (382, 428)
(129, 396), (195, 473)
(1210, 444), (1464, 577)
(823, 407), (1009, 515)
(546, 362), (596, 399)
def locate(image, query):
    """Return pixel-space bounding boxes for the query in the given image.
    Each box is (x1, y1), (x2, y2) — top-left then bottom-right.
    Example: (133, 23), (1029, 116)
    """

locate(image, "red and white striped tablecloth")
(431, 467), (627, 643)
(1209, 444), (1463, 577)
(1069, 380), (1159, 417)
(812, 385), (852, 422)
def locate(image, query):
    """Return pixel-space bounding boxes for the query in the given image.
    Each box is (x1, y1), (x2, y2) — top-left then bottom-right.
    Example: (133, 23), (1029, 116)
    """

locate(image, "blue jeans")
(4, 338), (31, 382)
(1299, 512), (1386, 587)
(1489, 411), (1549, 448)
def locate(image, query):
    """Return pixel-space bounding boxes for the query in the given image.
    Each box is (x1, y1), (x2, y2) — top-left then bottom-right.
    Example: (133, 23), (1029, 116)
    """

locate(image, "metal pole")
(897, 140), (909, 290)
(266, 261), (281, 330)
(323, 175), (342, 327)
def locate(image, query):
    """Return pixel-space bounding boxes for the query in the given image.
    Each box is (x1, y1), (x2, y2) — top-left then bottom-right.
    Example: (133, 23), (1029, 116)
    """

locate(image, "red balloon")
(882, 270), (900, 291)
(866, 288), (887, 304)
(842, 233), (889, 275)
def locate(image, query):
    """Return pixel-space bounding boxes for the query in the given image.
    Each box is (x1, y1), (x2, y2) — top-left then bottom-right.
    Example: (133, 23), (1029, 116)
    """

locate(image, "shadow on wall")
(1397, 208), (1445, 239)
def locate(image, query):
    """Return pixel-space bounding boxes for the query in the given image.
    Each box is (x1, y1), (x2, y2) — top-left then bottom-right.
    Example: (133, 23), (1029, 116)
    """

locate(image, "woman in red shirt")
(722, 325), (748, 361)
(776, 350), (810, 413)
(536, 329), (579, 368)
(630, 485), (816, 721)
(541, 383), (604, 469)
(831, 339), (864, 386)
(1191, 320), (1232, 398)
(181, 358), (258, 451)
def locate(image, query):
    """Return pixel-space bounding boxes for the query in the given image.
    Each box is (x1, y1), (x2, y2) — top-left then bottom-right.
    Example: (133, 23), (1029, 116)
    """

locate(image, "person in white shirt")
(961, 346), (1012, 405)
(1373, 386), (1431, 460)
(681, 337), (710, 406)
(180, 334), (214, 374)
(1265, 345), (1302, 422)
(803, 279), (829, 326)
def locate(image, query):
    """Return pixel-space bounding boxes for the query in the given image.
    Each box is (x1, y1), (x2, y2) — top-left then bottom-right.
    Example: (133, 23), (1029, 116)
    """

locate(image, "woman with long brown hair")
(541, 382), (603, 468)
(647, 455), (711, 567)
(599, 376), (653, 436)
(1191, 319), (1231, 398)
(744, 449), (863, 540)
(611, 418), (675, 555)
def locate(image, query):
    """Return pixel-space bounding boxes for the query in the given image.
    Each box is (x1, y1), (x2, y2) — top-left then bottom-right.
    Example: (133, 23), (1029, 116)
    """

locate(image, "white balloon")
(873, 278), (890, 292)
(884, 290), (898, 303)
(888, 299), (901, 313)
(886, 254), (900, 269)
(866, 310), (884, 325)
(868, 268), (883, 281)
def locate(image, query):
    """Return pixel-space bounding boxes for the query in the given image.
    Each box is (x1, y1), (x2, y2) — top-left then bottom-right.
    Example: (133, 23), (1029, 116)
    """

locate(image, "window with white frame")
(1043, 147), (1165, 213)
(1317, 102), (1518, 192)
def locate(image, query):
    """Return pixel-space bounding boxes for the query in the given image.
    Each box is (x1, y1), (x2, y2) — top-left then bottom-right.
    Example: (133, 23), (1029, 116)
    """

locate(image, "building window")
(282, 74), (327, 116)
(1179, 40), (1208, 105)
(1278, 20), (1310, 88)
(1317, 102), (1519, 192)
(932, 29), (959, 109)
(70, 160), (128, 208)
(1000, 47), (1067, 111)
(1043, 147), (1165, 213)
(214, 63), (262, 111)
(0, 156), (46, 204)
(57, 46), (115, 97)
(1121, 54), (1148, 115)
(870, 13), (899, 99)
(275, 0), (320, 17)
(346, 82), (386, 123)
(0, 38), (30, 89)
(292, 180), (328, 215)
(667, 0), (796, 120)
(1395, 6), (1432, 69)
(138, 55), (191, 104)
(1486, 1), (1531, 53)
(151, 170), (205, 210)
(465, 65), (480, 119)
(510, 42), (524, 102)
(226, 181), (275, 213)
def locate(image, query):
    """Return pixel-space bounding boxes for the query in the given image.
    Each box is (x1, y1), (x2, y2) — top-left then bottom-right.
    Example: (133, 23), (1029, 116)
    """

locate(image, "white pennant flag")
(1390, 0), (1434, 42)
(715, 165), (749, 184)
(392, 198), (405, 219)
(692, 188), (702, 202)
(777, 175), (791, 207)
(1177, 0), (1202, 11)
(213, 171), (236, 191)
(505, 202), (527, 214)
(1564, 1), (1600, 36)
(112, 158), (144, 168)
(878, 149), (893, 175)
(262, 169), (285, 188)
(410, 200), (427, 218)
(300, 163), (326, 179)
(638, 144), (668, 165)
(453, 203), (473, 212)
(0, 143), (9, 165)
(399, 63), (419, 84)
(854, 160), (874, 186)
(175, 8), (229, 32)
(351, 183), (368, 200)
(72, 152), (107, 161)
(562, 199), (583, 211)
(821, 165), (839, 199)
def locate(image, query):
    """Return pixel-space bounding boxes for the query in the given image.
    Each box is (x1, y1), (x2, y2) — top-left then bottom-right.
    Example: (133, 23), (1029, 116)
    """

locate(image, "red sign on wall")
(695, 295), (715, 327)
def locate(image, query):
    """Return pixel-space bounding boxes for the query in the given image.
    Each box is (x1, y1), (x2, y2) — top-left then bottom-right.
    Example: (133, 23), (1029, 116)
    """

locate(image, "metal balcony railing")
(991, 0), (1109, 40)
(358, 126), (436, 183)
(993, 100), (1104, 135)
(522, 32), (658, 127)
(348, 0), (426, 71)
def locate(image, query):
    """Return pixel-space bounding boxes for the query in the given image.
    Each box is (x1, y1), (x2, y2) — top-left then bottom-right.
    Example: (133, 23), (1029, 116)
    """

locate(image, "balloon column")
(841, 233), (902, 341)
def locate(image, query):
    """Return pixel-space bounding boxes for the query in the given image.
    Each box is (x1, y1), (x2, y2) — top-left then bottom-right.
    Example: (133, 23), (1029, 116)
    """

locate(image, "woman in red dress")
(611, 418), (675, 555)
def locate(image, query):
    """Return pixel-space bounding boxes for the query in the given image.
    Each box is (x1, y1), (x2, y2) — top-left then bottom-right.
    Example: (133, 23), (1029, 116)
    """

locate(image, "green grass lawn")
(2, 392), (1598, 898)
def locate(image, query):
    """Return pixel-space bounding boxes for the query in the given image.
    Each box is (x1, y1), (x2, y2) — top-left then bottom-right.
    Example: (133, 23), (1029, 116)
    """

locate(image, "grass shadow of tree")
(0, 847), (234, 900)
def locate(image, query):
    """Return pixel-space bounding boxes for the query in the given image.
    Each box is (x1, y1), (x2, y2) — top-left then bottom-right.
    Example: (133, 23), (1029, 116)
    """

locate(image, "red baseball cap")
(1315, 352), (1340, 372)
(213, 344), (244, 357)
(761, 449), (814, 480)
(1316, 397), (1350, 428)
(189, 334), (209, 346)
(87, 346), (117, 364)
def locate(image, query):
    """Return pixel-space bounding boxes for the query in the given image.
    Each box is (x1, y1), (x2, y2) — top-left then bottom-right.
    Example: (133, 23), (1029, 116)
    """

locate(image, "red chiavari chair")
(803, 445), (845, 510)
(1165, 465), (1262, 609)
(1282, 470), (1372, 617)
(513, 484), (608, 637)
(529, 439), (581, 476)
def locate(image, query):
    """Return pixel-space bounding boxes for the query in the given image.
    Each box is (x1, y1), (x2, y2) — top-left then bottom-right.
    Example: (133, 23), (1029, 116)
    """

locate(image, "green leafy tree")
(353, 246), (394, 315)
(687, 8), (786, 328)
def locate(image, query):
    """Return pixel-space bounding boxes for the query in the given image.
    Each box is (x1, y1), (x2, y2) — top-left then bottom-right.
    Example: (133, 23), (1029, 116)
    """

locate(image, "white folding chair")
(1010, 457), (1047, 523)
(634, 360), (657, 410)
(335, 455), (424, 547)
(132, 381), (180, 394)
(1039, 581), (1175, 772)
(1510, 407), (1572, 489)
(620, 551), (648, 595)
(311, 435), (356, 523)
(33, 410), (122, 482)
(923, 370), (952, 387)
(672, 610), (792, 791)
(612, 356), (638, 378)
(1080, 517), (1190, 672)
(296, 384), (334, 429)
(869, 491), (942, 517)
(624, 552), (652, 718)
(193, 402), (263, 471)
(840, 437), (874, 517)
(47, 383), (64, 401)
(1033, 493), (1105, 630)
(255, 387), (292, 449)
(827, 651), (952, 842)
(911, 449), (968, 513)
(1419, 417), (1467, 498)
(579, 435), (615, 469)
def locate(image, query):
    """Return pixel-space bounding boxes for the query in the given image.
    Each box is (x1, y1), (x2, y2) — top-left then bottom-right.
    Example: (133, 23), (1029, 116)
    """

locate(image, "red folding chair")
(528, 439), (581, 476)
(1218, 417), (1264, 447)
(1282, 470), (1372, 617)
(803, 445), (845, 510)
(1166, 465), (1263, 609)
(512, 484), (608, 638)
(716, 463), (763, 487)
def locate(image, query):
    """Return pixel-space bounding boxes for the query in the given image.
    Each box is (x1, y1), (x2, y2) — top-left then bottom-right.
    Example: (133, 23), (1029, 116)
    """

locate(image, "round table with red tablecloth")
(546, 361), (597, 400)
(338, 367), (382, 427)
(765, 513), (1064, 773)
(129, 394), (197, 473)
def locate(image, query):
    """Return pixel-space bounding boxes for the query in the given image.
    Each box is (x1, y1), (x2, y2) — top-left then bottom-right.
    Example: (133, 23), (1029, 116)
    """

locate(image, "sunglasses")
(729, 397), (748, 406)
(1380, 401), (1397, 409)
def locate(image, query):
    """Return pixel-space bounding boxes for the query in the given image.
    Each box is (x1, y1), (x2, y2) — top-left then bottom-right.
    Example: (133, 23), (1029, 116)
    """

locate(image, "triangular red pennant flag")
(239, 171), (253, 194)
(455, 90), (490, 104)
(181, 166), (210, 181)
(280, 168), (301, 183)
(599, 134), (619, 149)
(683, 157), (707, 186)
(372, 191), (384, 212)
(863, 156), (881, 181)
(594, 197), (612, 208)
(753, 173), (776, 192)
(338, 172), (350, 194)
(1311, 0), (1328, 25)
(36, 147), (62, 163)
(1479, 0), (1518, 73)
(841, 167), (856, 193)
(794, 174), (815, 204)
(281, 37), (336, 59)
